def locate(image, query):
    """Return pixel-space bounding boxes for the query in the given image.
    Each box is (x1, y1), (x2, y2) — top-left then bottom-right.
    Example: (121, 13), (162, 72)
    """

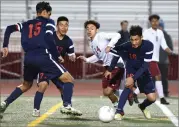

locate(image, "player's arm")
(101, 32), (121, 53)
(77, 55), (99, 63)
(2, 23), (22, 57)
(67, 38), (76, 62)
(44, 19), (60, 61)
(160, 31), (175, 55)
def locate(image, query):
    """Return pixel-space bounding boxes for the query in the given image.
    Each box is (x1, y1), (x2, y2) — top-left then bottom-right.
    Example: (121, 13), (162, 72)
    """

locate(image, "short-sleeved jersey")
(16, 16), (55, 52)
(53, 33), (75, 58)
(111, 40), (153, 79)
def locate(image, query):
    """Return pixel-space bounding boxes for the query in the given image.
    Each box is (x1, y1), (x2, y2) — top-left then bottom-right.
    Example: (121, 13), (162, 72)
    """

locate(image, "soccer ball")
(98, 106), (115, 123)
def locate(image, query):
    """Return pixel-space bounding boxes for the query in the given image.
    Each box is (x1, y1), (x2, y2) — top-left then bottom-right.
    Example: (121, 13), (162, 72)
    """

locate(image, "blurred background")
(0, 0), (178, 80)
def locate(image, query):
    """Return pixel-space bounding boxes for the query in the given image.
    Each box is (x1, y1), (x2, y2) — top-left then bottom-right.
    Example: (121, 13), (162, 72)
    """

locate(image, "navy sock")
(116, 88), (132, 114)
(34, 91), (44, 110)
(63, 82), (73, 107)
(5, 87), (23, 105)
(140, 99), (155, 110)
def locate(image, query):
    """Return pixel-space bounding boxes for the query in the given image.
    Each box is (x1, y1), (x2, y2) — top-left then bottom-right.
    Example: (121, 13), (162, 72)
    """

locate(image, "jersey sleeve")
(67, 38), (75, 56)
(3, 22), (23, 47)
(86, 55), (99, 63)
(160, 31), (168, 50)
(44, 19), (59, 61)
(144, 42), (154, 62)
(45, 19), (56, 35)
(100, 32), (121, 48)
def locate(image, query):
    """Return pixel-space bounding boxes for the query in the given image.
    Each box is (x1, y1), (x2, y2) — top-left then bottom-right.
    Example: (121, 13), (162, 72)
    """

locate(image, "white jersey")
(143, 27), (168, 62)
(86, 32), (124, 66)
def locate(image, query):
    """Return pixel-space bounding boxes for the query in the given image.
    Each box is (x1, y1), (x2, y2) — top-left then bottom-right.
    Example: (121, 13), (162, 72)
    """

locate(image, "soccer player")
(143, 14), (175, 104)
(33, 16), (78, 117)
(105, 25), (156, 120)
(0, 2), (81, 119)
(77, 20), (125, 108)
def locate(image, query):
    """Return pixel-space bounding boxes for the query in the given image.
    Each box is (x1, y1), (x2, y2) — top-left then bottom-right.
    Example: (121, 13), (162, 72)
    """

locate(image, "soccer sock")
(34, 91), (44, 110)
(155, 81), (164, 98)
(134, 87), (140, 95)
(140, 99), (155, 110)
(61, 93), (64, 101)
(5, 87), (23, 105)
(119, 89), (123, 96)
(116, 88), (132, 113)
(63, 82), (74, 107)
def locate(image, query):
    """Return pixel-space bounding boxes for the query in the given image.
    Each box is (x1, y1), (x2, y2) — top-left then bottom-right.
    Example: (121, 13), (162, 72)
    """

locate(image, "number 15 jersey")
(17, 16), (55, 52)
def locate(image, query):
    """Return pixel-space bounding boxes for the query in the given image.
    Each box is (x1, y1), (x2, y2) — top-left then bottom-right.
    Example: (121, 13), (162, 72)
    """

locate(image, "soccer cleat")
(114, 113), (123, 121)
(113, 102), (118, 108)
(128, 92), (134, 106)
(138, 104), (151, 119)
(60, 105), (82, 116)
(133, 93), (139, 103)
(32, 109), (40, 117)
(0, 101), (8, 113)
(160, 98), (170, 105)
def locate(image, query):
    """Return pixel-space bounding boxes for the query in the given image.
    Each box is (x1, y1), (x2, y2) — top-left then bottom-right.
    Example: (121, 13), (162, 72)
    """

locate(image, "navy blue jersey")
(18, 16), (55, 52)
(109, 40), (154, 81)
(53, 33), (75, 58)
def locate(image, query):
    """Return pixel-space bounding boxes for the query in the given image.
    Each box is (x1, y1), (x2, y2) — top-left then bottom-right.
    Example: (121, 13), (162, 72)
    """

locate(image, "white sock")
(134, 87), (140, 95)
(155, 81), (164, 98)
(119, 89), (123, 96)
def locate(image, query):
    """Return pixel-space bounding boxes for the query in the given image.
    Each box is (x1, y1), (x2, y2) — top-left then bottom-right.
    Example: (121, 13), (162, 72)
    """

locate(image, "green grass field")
(0, 96), (178, 127)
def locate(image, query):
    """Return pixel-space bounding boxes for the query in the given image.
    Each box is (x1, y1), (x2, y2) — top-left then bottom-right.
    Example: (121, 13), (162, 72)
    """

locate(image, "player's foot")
(113, 102), (118, 108)
(0, 101), (8, 113)
(32, 109), (40, 117)
(160, 98), (170, 105)
(133, 93), (139, 103)
(128, 92), (134, 106)
(138, 104), (151, 119)
(60, 105), (82, 116)
(114, 113), (124, 120)
(0, 114), (3, 119)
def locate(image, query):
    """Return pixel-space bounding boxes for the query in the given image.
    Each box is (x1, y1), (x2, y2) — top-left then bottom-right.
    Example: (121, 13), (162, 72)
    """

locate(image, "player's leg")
(138, 81), (156, 119)
(0, 64), (37, 114)
(58, 72), (82, 116)
(149, 62), (169, 104)
(33, 73), (49, 117)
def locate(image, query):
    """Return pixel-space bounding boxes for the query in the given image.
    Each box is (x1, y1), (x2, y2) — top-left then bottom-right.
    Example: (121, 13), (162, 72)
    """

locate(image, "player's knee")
(147, 93), (156, 102)
(103, 87), (113, 96)
(38, 81), (48, 93)
(59, 72), (74, 83)
(18, 81), (32, 92)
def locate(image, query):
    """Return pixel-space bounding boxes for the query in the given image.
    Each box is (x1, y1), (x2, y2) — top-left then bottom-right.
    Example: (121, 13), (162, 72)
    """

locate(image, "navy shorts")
(24, 49), (66, 82)
(126, 68), (155, 94)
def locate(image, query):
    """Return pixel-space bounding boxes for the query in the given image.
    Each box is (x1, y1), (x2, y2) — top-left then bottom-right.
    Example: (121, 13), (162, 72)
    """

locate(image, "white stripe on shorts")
(45, 49), (65, 73)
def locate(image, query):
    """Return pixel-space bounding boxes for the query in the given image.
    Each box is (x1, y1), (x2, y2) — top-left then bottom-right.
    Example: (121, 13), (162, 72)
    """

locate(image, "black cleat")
(160, 98), (170, 105)
(133, 93), (139, 103)
(128, 92), (134, 106)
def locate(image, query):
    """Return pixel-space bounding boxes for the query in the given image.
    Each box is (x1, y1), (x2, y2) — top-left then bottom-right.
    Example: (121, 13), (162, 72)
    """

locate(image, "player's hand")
(69, 54), (76, 62)
(58, 56), (64, 63)
(105, 46), (112, 53)
(104, 70), (112, 79)
(125, 77), (134, 88)
(2, 47), (9, 58)
(77, 56), (87, 62)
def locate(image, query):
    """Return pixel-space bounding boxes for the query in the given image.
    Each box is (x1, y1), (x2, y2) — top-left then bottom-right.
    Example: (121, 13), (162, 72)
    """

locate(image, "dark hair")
(130, 25), (143, 36)
(57, 16), (69, 24)
(121, 20), (128, 26)
(84, 20), (100, 29)
(36, 1), (52, 13)
(148, 14), (160, 21)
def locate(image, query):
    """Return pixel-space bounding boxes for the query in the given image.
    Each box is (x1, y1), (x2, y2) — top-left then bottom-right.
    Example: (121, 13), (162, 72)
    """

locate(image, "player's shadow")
(49, 116), (99, 121)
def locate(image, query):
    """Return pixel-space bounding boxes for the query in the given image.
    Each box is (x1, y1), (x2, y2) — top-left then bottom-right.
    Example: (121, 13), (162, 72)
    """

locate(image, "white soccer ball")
(98, 106), (115, 123)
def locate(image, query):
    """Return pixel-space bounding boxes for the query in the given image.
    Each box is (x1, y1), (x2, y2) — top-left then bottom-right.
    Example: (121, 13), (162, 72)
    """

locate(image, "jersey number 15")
(28, 22), (42, 38)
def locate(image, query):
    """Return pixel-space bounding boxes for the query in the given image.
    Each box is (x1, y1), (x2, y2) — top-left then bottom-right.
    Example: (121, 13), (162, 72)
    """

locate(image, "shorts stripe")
(45, 49), (65, 73)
